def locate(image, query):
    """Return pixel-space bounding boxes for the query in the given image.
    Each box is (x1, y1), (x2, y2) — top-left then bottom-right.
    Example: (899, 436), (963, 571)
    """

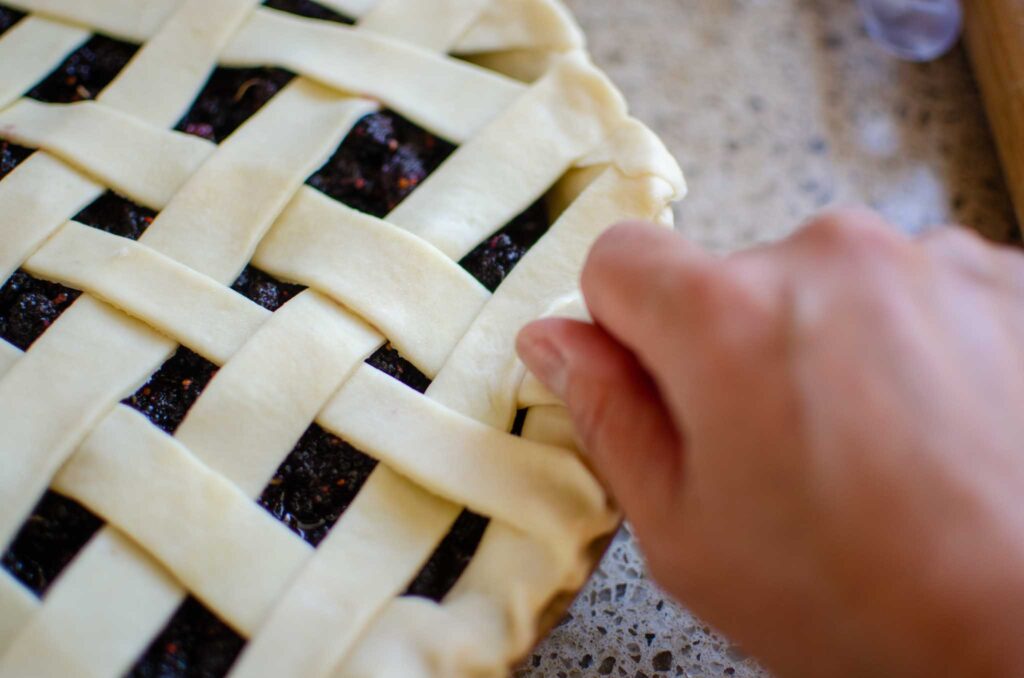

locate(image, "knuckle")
(802, 208), (906, 260)
(920, 226), (998, 277)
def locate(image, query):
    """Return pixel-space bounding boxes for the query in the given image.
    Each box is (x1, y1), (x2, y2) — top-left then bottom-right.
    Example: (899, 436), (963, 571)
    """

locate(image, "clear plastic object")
(857, 0), (963, 62)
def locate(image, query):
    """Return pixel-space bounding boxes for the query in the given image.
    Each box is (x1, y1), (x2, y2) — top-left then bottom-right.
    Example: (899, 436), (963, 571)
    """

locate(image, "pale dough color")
(0, 1), (685, 676)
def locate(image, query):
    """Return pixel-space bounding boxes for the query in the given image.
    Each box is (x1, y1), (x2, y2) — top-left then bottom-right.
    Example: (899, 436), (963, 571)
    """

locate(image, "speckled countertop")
(516, 1), (1016, 677)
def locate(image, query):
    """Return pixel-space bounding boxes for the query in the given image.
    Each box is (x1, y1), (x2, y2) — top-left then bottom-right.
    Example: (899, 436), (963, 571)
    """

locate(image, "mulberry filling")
(406, 510), (489, 602)
(258, 424), (378, 548)
(0, 271), (81, 351)
(308, 111), (457, 218)
(0, 6), (24, 36)
(176, 67), (296, 143)
(129, 597), (246, 678)
(460, 200), (552, 291)
(74, 192), (157, 241)
(123, 348), (219, 435)
(263, 0), (353, 24)
(231, 265), (306, 312)
(28, 35), (138, 104)
(3, 14), (552, 674)
(1, 140), (31, 180)
(1, 491), (102, 597)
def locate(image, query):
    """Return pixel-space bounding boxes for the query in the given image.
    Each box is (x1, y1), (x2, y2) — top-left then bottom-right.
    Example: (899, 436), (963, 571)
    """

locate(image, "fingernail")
(517, 332), (569, 398)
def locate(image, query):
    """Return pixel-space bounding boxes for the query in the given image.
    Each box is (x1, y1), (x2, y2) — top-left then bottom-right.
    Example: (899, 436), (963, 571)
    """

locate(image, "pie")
(0, 0), (684, 676)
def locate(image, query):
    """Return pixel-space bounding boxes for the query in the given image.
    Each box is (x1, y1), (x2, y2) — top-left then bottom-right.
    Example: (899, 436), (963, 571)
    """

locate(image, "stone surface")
(516, 526), (766, 678)
(518, 1), (1016, 676)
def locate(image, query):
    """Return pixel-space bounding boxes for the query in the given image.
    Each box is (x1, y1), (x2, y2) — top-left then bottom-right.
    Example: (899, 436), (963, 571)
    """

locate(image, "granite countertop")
(517, 1), (1016, 676)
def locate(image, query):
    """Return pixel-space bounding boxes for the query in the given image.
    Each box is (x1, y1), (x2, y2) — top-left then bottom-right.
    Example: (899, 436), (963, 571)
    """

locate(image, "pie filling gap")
(27, 35), (139, 105)
(0, 490), (103, 598)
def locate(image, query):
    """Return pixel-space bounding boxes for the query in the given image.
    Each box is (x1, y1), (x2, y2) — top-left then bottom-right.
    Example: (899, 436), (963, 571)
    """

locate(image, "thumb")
(516, 318), (683, 528)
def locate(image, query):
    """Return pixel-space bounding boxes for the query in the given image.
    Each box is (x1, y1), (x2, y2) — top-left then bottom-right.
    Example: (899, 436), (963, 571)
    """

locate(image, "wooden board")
(963, 0), (1024, 230)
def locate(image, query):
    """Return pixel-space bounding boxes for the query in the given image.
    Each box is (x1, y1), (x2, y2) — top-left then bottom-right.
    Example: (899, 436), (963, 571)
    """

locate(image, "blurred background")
(517, 1), (1013, 676)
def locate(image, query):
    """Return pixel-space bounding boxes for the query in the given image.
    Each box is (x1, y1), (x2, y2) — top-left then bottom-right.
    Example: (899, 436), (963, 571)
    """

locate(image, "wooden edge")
(962, 0), (1024, 232)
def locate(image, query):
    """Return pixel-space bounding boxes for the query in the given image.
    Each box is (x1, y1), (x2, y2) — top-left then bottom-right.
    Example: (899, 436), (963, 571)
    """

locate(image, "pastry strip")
(0, 100), (214, 209)
(320, 365), (609, 547)
(358, 0), (490, 51)
(254, 187), (489, 376)
(0, 572), (35, 656)
(26, 222), (270, 366)
(0, 0), (178, 44)
(0, 342), (20, 380)
(452, 0), (582, 54)
(220, 8), (524, 143)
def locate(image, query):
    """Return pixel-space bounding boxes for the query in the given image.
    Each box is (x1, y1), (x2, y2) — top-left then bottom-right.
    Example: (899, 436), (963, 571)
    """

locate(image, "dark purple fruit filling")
(231, 265), (306, 312)
(1, 140), (32, 181)
(28, 35), (138, 104)
(74, 192), (157, 241)
(366, 344), (431, 394)
(406, 510), (489, 602)
(128, 597), (245, 678)
(460, 200), (551, 291)
(510, 408), (528, 436)
(176, 67), (295, 143)
(1, 491), (103, 597)
(258, 428), (378, 548)
(263, 0), (353, 24)
(308, 111), (456, 218)
(123, 348), (219, 435)
(0, 6), (24, 36)
(0, 271), (81, 351)
(258, 424), (377, 547)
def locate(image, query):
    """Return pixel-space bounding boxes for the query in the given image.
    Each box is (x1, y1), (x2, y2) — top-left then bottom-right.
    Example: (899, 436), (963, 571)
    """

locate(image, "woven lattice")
(0, 1), (684, 676)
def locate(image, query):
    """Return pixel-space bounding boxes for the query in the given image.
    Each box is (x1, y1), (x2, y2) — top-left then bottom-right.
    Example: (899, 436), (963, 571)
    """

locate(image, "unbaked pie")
(0, 0), (684, 676)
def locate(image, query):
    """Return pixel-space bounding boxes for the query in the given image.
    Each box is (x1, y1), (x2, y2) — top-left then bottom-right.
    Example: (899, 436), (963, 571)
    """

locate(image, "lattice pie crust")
(0, 0), (685, 676)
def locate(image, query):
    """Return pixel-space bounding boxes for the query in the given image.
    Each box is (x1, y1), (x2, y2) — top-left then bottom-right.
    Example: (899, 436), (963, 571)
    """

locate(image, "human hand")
(516, 208), (1024, 678)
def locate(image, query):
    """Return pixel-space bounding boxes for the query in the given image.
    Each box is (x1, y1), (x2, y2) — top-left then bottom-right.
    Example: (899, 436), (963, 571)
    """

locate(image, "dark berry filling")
(74, 192), (157, 241)
(1, 140), (32, 181)
(308, 111), (456, 218)
(406, 510), (489, 602)
(460, 200), (551, 291)
(122, 348), (219, 435)
(128, 597), (245, 678)
(0, 7), (25, 36)
(0, 271), (81, 351)
(176, 67), (295, 143)
(366, 344), (431, 394)
(258, 424), (377, 547)
(231, 265), (306, 312)
(28, 36), (138, 104)
(511, 408), (528, 437)
(263, 0), (353, 24)
(1, 491), (103, 597)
